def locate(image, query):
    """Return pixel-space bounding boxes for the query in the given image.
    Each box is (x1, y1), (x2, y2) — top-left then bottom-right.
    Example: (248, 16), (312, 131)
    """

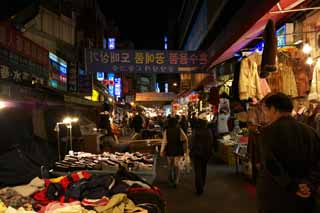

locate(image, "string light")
(0, 101), (6, 109)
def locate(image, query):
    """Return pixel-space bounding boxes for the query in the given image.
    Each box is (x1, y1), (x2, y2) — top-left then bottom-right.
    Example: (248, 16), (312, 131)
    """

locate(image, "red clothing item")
(128, 186), (163, 198)
(33, 171), (91, 204)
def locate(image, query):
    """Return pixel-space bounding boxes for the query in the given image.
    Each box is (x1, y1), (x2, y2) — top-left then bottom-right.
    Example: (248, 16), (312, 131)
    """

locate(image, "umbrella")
(260, 19), (278, 78)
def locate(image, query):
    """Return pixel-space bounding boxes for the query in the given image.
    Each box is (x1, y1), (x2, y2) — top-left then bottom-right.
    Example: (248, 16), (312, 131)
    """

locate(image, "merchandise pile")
(0, 168), (165, 213)
(55, 152), (154, 173)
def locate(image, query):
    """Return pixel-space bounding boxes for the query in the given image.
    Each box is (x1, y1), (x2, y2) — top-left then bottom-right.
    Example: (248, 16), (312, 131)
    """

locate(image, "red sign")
(102, 80), (114, 86)
(0, 22), (49, 68)
(189, 93), (199, 102)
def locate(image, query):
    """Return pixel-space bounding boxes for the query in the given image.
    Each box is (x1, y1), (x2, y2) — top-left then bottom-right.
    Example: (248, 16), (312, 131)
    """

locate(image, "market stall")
(53, 151), (157, 184)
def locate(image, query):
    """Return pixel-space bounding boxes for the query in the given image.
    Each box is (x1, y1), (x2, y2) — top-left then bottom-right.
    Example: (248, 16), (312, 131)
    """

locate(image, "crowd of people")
(98, 110), (216, 196)
(97, 93), (320, 212)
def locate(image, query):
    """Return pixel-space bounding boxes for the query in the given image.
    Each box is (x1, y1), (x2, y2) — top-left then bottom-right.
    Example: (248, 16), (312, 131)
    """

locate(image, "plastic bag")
(179, 154), (192, 174)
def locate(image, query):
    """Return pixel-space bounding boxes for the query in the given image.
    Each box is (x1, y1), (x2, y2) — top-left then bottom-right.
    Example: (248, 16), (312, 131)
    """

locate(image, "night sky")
(0, 0), (183, 50)
(99, 0), (182, 50)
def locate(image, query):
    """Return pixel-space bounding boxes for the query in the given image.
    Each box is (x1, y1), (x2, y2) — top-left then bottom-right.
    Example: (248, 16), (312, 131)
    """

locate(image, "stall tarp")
(0, 145), (42, 186)
(0, 108), (56, 186)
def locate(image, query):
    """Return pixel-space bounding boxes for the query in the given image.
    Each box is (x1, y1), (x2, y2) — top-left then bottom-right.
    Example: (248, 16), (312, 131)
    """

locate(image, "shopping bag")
(179, 154), (192, 174)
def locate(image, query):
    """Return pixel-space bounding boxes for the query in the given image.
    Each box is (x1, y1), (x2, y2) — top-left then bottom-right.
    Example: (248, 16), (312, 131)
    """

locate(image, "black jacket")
(258, 116), (320, 212)
(190, 128), (213, 160)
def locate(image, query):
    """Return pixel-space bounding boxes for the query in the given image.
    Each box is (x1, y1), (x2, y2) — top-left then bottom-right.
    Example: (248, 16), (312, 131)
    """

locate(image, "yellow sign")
(92, 89), (99, 101)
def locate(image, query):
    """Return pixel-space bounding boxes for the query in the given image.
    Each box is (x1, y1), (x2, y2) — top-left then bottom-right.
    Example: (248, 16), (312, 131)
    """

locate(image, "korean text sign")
(85, 49), (208, 74)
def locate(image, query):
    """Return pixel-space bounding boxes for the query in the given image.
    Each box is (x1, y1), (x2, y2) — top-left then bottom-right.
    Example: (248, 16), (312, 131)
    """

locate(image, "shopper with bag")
(190, 116), (214, 195)
(160, 117), (188, 188)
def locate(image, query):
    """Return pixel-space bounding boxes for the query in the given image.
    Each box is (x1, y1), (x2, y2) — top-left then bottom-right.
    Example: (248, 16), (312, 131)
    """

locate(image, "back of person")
(133, 114), (143, 132)
(166, 127), (183, 156)
(180, 118), (188, 134)
(190, 128), (213, 160)
(264, 116), (320, 178)
(259, 116), (320, 212)
(258, 93), (320, 213)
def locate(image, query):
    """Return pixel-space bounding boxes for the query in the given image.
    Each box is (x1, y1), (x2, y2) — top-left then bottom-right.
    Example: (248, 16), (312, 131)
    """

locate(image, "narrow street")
(154, 159), (257, 213)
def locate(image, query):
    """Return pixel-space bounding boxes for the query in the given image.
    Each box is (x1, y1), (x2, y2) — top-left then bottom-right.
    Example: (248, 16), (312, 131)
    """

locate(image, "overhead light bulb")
(303, 43), (312, 54)
(63, 117), (72, 124)
(0, 101), (6, 109)
(306, 57), (314, 65)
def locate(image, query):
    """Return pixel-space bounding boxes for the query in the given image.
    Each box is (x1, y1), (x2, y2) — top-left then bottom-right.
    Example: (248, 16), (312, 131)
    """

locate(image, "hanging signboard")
(135, 92), (176, 102)
(68, 63), (77, 92)
(0, 22), (49, 68)
(85, 49), (208, 74)
(78, 68), (92, 95)
(49, 52), (68, 91)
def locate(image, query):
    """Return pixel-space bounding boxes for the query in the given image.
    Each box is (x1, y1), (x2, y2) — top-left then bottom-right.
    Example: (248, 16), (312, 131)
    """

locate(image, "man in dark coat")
(258, 93), (320, 213)
(132, 112), (143, 133)
(190, 118), (213, 195)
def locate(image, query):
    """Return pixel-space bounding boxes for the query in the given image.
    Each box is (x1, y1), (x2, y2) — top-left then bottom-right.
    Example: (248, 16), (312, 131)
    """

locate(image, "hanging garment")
(278, 63), (298, 97)
(217, 113), (230, 134)
(309, 62), (320, 100)
(239, 58), (263, 100)
(219, 85), (230, 96)
(267, 70), (282, 93)
(259, 78), (271, 97)
(292, 52), (312, 96)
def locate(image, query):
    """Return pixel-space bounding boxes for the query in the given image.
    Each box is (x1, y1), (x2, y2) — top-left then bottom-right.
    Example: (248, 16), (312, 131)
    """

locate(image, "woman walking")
(160, 117), (188, 187)
(190, 118), (214, 195)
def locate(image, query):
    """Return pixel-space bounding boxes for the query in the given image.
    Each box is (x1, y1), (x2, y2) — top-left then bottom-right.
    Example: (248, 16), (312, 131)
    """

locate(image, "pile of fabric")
(55, 152), (154, 173)
(0, 168), (165, 213)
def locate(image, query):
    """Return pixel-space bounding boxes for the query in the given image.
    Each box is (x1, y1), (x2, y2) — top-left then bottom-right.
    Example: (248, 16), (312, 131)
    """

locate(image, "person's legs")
(167, 157), (175, 184)
(193, 157), (204, 194)
(201, 159), (208, 187)
(173, 157), (182, 186)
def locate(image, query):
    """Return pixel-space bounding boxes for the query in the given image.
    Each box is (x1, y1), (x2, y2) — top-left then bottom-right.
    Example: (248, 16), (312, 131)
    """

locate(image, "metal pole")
(57, 124), (61, 161)
(70, 123), (73, 151)
(270, 6), (320, 14)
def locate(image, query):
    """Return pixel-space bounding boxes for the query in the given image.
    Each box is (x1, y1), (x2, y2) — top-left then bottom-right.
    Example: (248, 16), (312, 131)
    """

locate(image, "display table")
(52, 152), (158, 184)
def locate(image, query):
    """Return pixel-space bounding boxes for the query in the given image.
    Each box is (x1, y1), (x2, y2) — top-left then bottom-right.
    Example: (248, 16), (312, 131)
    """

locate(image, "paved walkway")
(154, 158), (257, 213)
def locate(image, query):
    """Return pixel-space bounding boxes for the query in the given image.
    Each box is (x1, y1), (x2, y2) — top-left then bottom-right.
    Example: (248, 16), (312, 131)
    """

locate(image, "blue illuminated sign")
(165, 83), (168, 93)
(97, 72), (104, 81)
(276, 25), (286, 47)
(255, 41), (265, 52)
(108, 73), (115, 96)
(50, 80), (58, 88)
(114, 77), (121, 97)
(108, 38), (116, 50)
(49, 52), (68, 91)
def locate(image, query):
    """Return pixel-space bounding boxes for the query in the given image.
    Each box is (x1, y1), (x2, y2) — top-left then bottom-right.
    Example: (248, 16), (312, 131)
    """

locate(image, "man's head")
(263, 93), (293, 124)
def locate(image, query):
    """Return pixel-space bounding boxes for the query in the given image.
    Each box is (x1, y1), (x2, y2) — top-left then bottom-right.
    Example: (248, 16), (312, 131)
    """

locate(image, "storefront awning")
(206, 0), (306, 68)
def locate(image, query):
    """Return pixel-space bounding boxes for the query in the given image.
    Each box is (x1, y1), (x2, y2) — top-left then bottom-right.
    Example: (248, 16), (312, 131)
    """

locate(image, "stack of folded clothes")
(54, 152), (154, 173)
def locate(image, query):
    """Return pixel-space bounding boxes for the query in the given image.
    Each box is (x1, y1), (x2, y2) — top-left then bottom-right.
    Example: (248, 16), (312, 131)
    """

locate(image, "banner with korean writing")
(85, 49), (208, 74)
(0, 22), (49, 68)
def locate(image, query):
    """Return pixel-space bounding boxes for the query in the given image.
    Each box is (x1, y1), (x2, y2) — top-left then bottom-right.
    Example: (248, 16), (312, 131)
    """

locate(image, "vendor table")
(51, 152), (158, 184)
